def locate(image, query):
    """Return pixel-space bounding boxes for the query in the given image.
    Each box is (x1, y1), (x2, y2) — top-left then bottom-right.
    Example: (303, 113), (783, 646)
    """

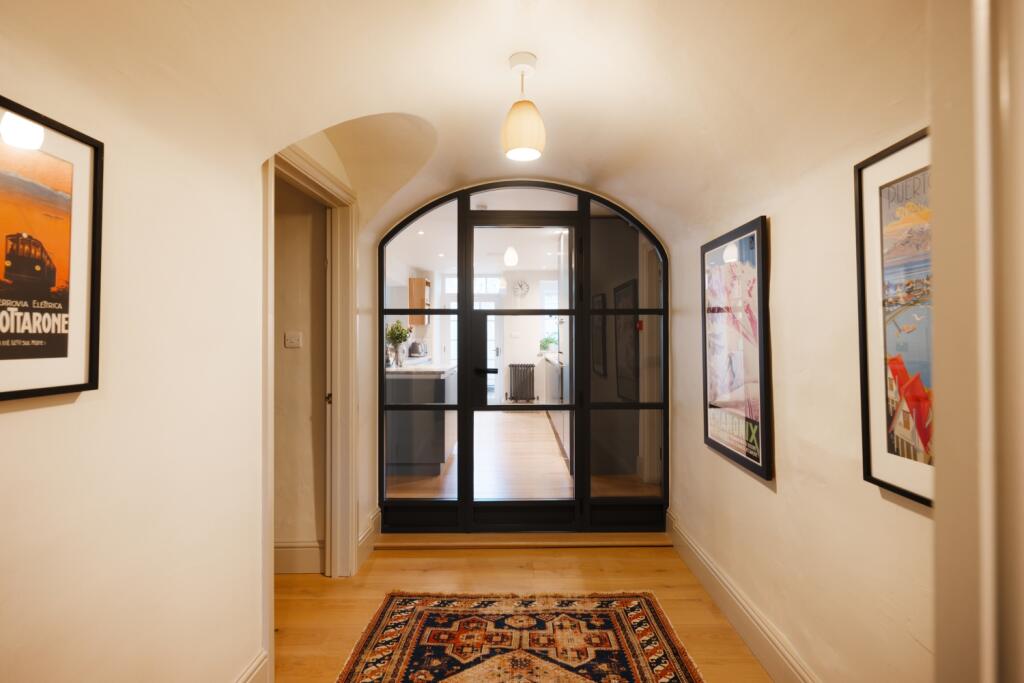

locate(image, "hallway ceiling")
(1, 0), (928, 242)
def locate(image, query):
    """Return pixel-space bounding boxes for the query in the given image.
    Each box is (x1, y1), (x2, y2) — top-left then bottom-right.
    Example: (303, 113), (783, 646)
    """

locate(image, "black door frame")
(379, 181), (669, 532)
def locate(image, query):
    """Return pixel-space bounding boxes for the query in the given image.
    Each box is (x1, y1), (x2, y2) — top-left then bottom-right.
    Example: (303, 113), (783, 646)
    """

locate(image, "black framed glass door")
(379, 182), (668, 532)
(462, 218), (579, 529)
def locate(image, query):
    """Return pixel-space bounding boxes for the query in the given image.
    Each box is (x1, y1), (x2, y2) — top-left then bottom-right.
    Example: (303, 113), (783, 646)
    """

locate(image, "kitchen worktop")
(385, 359), (457, 378)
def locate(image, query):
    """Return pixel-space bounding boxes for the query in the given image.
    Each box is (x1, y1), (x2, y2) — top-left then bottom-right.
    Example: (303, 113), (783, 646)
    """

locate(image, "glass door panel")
(590, 409), (663, 498)
(589, 314), (663, 403)
(469, 222), (576, 503)
(469, 313), (573, 406)
(473, 411), (573, 501)
(384, 409), (458, 499)
(472, 226), (574, 309)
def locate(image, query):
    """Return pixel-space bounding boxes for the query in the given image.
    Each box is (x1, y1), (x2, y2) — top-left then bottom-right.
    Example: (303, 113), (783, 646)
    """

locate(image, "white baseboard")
(274, 540), (324, 574)
(235, 649), (269, 683)
(357, 509), (380, 571)
(666, 511), (819, 683)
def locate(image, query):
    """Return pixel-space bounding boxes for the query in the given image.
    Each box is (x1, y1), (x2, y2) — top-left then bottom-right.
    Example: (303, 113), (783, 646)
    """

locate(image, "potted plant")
(385, 320), (413, 367)
(538, 333), (558, 352)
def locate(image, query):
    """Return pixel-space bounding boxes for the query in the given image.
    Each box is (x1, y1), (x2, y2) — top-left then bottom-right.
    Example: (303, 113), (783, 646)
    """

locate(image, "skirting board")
(274, 540), (324, 574)
(357, 509), (381, 570)
(235, 649), (269, 683)
(666, 511), (819, 683)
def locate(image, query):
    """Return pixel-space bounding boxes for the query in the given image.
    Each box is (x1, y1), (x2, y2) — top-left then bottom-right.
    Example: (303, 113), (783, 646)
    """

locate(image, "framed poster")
(0, 95), (103, 401)
(591, 293), (607, 377)
(855, 129), (932, 506)
(613, 279), (639, 401)
(701, 216), (772, 479)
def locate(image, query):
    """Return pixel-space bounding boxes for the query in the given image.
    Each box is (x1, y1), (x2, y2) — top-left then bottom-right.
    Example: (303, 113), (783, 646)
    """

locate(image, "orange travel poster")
(0, 144), (73, 290)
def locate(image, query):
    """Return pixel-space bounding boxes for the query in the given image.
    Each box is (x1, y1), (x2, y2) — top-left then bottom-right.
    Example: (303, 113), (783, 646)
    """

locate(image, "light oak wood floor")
(386, 411), (662, 500)
(275, 547), (770, 682)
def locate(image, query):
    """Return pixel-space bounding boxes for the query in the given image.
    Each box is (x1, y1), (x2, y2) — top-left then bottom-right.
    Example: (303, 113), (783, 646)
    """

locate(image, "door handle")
(475, 368), (499, 375)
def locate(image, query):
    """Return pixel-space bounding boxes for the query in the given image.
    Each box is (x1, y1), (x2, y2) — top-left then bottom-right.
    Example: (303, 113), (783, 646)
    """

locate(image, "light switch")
(284, 331), (303, 349)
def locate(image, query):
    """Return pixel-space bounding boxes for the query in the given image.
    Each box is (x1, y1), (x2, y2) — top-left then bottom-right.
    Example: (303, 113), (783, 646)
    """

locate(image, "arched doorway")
(378, 181), (668, 531)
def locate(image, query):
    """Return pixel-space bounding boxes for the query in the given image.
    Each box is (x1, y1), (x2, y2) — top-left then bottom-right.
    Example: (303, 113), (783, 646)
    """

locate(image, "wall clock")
(511, 279), (530, 297)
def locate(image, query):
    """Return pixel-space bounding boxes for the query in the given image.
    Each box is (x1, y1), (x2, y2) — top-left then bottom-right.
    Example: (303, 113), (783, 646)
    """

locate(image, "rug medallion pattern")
(337, 593), (704, 682)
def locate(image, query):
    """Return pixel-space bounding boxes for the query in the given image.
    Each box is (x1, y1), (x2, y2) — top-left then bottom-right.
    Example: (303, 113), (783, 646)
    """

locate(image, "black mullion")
(377, 232), (385, 508)
(577, 194), (591, 529)
(477, 309), (574, 316)
(474, 404), (575, 412)
(469, 210), (576, 225)
(588, 308), (665, 315)
(383, 404), (459, 411)
(382, 308), (454, 316)
(457, 193), (472, 529)
(590, 402), (666, 410)
(661, 222), (670, 504)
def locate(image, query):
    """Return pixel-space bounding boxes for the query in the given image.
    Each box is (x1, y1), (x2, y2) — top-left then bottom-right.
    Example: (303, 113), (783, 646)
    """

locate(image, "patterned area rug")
(338, 592), (704, 682)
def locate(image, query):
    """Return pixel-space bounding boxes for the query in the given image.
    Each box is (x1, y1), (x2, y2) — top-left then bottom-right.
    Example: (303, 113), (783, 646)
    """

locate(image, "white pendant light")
(501, 52), (545, 161)
(503, 246), (519, 267)
(0, 111), (44, 150)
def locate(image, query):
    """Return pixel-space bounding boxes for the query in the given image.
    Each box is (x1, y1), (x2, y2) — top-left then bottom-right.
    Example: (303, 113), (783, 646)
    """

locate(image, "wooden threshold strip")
(374, 532), (672, 550)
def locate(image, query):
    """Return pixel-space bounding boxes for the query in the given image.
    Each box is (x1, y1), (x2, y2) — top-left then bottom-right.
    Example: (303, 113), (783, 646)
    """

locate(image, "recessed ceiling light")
(418, 230), (424, 235)
(438, 253), (445, 257)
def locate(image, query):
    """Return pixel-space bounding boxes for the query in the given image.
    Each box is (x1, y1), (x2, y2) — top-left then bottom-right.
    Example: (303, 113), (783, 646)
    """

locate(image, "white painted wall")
(0, 63), (265, 683)
(293, 132), (353, 189)
(668, 128), (934, 681)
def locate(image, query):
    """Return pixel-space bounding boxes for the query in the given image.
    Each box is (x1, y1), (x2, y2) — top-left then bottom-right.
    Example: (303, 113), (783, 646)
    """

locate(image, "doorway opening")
(273, 175), (330, 573)
(379, 181), (668, 532)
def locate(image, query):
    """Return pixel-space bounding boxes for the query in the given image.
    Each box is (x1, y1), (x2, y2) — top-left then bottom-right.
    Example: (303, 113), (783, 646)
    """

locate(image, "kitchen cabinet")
(408, 277), (431, 325)
(385, 363), (456, 474)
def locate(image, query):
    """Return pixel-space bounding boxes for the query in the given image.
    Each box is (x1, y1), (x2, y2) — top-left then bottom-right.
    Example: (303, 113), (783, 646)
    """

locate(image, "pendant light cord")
(520, 71), (525, 97)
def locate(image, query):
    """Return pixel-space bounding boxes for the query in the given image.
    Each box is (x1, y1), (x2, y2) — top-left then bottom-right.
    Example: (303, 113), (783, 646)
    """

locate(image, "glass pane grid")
(475, 313), (573, 407)
(473, 225), (574, 309)
(383, 312), (458, 404)
(378, 188), (670, 514)
(590, 409), (663, 499)
(384, 409), (458, 500)
(589, 314), (663, 404)
(474, 411), (573, 501)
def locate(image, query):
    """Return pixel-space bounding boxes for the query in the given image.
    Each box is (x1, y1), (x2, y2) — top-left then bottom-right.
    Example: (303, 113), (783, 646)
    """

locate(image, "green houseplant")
(539, 333), (558, 352)
(385, 320), (412, 367)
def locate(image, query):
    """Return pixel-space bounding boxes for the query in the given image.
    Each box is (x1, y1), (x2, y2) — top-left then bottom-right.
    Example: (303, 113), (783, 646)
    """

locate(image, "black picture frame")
(0, 94), (103, 402)
(613, 279), (639, 401)
(591, 293), (607, 377)
(855, 128), (933, 507)
(700, 216), (773, 480)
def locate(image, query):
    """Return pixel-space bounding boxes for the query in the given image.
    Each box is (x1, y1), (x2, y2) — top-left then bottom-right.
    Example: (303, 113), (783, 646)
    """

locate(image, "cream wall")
(293, 132), (353, 189)
(0, 72), (265, 683)
(355, 222), (380, 538)
(668, 127), (934, 680)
